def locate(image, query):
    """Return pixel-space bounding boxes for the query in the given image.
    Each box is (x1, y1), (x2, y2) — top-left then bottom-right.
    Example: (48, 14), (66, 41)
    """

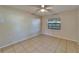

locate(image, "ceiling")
(5, 5), (79, 16)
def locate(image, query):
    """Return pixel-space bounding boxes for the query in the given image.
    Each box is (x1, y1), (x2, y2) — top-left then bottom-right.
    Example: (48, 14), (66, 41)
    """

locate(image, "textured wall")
(42, 10), (78, 42)
(0, 6), (40, 47)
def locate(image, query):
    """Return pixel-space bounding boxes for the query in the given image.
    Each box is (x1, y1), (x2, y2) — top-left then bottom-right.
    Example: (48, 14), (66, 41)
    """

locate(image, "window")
(48, 17), (61, 30)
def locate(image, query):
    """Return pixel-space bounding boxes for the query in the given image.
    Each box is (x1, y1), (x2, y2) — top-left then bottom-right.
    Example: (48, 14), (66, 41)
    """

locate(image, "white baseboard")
(0, 32), (40, 49)
(43, 33), (78, 43)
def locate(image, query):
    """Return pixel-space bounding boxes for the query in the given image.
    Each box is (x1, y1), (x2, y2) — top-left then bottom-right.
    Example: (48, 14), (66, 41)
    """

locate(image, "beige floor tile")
(2, 45), (15, 53)
(56, 39), (67, 53)
(0, 48), (2, 53)
(1, 35), (78, 53)
(13, 43), (26, 53)
(75, 44), (79, 53)
(66, 41), (77, 53)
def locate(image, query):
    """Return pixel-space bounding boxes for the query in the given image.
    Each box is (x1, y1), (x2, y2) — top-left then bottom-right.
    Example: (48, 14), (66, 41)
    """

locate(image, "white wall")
(0, 6), (40, 48)
(42, 10), (78, 42)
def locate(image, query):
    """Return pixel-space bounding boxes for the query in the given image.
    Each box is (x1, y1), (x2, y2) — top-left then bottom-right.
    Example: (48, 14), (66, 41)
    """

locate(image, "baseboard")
(0, 32), (41, 49)
(43, 33), (78, 43)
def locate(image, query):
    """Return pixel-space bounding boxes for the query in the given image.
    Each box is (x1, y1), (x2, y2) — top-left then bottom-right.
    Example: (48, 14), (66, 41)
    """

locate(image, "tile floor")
(0, 35), (79, 53)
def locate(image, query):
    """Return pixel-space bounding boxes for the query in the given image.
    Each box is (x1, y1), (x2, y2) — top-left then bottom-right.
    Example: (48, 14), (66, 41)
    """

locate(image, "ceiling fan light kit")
(40, 8), (47, 12)
(41, 5), (45, 8)
(38, 5), (53, 13)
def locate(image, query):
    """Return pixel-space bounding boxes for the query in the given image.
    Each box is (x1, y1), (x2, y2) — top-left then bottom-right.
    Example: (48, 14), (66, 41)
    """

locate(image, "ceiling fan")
(36, 5), (54, 13)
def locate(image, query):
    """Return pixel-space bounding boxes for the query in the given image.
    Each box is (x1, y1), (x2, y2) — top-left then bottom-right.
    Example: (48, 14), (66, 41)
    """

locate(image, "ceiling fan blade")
(46, 7), (54, 9)
(46, 9), (54, 13)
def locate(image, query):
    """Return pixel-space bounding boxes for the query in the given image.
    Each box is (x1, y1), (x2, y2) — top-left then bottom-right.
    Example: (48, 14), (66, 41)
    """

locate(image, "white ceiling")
(6, 5), (79, 16)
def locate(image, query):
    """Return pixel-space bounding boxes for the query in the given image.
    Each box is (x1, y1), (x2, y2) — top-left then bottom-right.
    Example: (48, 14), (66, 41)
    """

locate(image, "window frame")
(48, 17), (61, 30)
